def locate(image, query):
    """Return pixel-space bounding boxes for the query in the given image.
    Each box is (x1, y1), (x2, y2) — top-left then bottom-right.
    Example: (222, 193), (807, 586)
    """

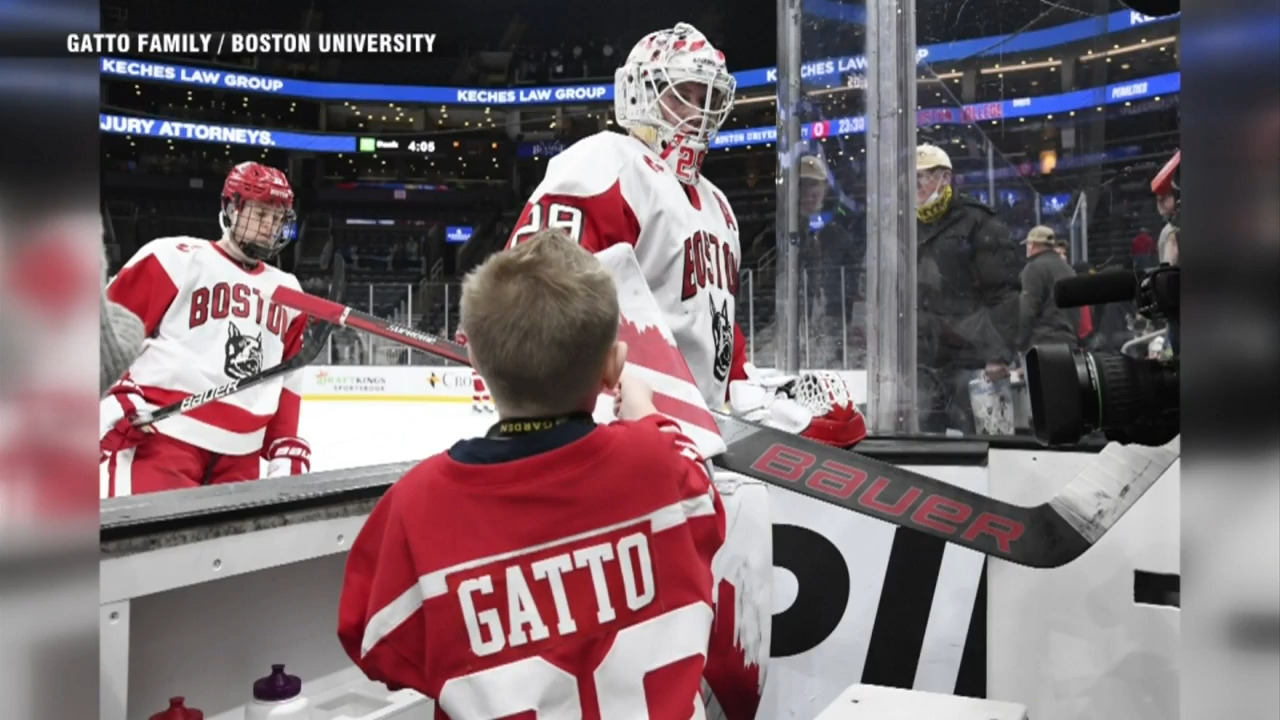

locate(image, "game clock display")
(357, 136), (439, 154)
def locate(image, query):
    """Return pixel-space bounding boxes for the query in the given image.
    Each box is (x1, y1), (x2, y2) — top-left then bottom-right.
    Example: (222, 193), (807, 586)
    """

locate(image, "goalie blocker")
(272, 245), (1179, 569)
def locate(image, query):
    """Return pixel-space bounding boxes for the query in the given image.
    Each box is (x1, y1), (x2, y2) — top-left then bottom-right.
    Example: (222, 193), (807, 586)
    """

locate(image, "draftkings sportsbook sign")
(304, 366), (471, 401)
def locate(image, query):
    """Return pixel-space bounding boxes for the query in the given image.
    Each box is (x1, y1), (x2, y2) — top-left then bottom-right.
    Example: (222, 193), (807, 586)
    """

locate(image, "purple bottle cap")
(253, 664), (302, 702)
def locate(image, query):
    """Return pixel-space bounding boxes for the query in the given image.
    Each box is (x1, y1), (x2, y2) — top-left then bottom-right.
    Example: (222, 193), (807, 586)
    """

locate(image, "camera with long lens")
(1024, 265), (1179, 446)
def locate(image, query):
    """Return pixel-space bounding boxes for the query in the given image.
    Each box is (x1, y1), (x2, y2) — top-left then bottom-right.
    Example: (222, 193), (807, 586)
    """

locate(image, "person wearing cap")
(795, 154), (867, 358)
(799, 154), (830, 217)
(914, 143), (1022, 434)
(1016, 225), (1078, 355)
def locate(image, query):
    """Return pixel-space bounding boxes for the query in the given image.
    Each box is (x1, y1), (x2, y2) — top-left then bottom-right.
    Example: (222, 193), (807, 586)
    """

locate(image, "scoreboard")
(357, 136), (442, 155)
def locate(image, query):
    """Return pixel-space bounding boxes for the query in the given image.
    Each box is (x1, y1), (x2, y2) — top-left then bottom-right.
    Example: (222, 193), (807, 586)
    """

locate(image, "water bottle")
(245, 664), (310, 720)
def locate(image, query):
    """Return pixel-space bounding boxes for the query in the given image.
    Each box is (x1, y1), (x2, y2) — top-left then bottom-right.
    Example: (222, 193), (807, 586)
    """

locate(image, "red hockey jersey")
(338, 415), (757, 719)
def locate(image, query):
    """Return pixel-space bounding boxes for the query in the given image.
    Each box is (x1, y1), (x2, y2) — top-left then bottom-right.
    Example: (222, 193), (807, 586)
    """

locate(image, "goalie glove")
(729, 369), (867, 448)
(264, 436), (311, 477)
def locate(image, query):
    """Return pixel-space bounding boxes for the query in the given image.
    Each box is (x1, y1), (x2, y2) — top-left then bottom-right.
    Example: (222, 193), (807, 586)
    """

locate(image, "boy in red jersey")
(338, 229), (752, 719)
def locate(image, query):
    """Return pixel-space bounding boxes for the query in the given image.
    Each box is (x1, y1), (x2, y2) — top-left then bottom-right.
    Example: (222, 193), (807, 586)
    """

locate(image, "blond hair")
(461, 229), (619, 415)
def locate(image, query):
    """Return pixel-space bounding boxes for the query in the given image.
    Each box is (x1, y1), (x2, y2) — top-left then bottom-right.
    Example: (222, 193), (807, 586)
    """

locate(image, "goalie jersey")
(102, 236), (306, 457)
(507, 131), (749, 408)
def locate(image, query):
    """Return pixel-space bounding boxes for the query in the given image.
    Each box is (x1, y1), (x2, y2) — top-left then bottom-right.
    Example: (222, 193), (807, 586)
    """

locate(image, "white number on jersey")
(437, 602), (712, 718)
(510, 202), (586, 245)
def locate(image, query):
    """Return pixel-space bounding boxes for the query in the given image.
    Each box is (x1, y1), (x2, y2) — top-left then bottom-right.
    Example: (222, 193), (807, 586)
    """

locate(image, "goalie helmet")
(614, 22), (736, 184)
(219, 161), (297, 261)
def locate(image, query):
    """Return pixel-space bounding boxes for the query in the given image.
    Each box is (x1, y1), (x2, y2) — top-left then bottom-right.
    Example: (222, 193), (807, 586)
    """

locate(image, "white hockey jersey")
(102, 237), (307, 457)
(507, 131), (749, 409)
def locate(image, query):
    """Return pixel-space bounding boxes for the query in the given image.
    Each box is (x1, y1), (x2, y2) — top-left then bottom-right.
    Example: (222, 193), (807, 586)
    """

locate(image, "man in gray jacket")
(1016, 225), (1078, 357)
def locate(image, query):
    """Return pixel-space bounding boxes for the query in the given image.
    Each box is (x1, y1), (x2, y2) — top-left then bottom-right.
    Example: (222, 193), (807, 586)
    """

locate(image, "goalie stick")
(131, 256), (346, 429)
(271, 284), (1179, 569)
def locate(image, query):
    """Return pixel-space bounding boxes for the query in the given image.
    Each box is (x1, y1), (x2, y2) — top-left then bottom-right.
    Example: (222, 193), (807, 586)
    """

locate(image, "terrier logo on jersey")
(710, 295), (733, 382)
(224, 323), (263, 380)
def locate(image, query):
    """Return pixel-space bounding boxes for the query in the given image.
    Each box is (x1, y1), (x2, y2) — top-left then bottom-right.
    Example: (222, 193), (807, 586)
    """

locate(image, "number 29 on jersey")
(509, 201), (586, 246)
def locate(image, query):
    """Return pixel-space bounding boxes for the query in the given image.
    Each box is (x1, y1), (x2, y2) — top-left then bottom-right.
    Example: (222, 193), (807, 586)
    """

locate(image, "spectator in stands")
(1154, 151), (1180, 267)
(1016, 226), (1078, 357)
(1152, 151), (1180, 354)
(1131, 226), (1159, 273)
(914, 144), (1023, 434)
(1131, 226), (1156, 261)
(796, 154), (866, 366)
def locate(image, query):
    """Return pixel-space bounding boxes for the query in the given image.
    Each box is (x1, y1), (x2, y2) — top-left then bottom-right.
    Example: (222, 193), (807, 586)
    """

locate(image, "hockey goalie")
(499, 21), (867, 717)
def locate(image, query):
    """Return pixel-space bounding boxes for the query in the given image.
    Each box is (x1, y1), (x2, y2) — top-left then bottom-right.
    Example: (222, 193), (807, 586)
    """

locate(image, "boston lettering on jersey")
(456, 527), (658, 658)
(188, 280), (291, 339)
(680, 230), (740, 300)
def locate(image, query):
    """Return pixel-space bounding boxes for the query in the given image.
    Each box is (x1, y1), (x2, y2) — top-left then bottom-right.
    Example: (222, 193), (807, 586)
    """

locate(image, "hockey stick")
(271, 285), (1179, 568)
(132, 256), (346, 428)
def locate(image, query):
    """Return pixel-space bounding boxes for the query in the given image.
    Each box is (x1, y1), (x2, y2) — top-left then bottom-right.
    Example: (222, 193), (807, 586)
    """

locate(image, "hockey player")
(99, 161), (312, 498)
(499, 22), (862, 718)
(504, 22), (864, 448)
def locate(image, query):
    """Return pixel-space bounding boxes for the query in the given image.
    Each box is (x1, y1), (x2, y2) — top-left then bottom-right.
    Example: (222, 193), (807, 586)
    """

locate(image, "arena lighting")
(980, 59), (1062, 75)
(729, 40), (1161, 106)
(1080, 35), (1178, 62)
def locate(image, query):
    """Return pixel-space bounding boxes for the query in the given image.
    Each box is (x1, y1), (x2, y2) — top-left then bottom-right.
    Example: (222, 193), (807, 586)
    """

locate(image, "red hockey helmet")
(219, 161), (297, 260)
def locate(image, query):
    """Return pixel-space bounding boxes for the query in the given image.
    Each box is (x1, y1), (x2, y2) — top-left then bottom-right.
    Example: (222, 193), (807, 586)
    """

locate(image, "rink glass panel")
(753, 0), (1179, 437)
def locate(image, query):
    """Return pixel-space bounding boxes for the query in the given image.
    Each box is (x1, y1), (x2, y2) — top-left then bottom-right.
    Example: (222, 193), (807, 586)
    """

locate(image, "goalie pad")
(730, 368), (867, 448)
(591, 245), (767, 715)
(593, 244), (726, 457)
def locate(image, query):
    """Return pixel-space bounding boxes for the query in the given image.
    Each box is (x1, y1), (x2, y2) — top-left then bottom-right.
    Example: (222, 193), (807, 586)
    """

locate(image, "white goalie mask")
(614, 22), (736, 184)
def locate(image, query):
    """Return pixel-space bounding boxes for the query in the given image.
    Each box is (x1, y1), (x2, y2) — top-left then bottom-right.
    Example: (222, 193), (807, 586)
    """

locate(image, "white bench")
(815, 684), (1029, 720)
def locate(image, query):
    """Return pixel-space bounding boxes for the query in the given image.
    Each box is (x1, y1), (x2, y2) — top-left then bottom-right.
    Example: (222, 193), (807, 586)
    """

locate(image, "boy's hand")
(615, 374), (658, 421)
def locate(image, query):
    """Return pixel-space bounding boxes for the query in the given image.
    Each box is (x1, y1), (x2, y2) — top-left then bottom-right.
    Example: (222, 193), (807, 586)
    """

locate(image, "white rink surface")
(298, 399), (497, 473)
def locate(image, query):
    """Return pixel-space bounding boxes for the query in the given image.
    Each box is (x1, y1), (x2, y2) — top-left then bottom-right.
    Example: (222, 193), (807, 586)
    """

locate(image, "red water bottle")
(149, 697), (204, 720)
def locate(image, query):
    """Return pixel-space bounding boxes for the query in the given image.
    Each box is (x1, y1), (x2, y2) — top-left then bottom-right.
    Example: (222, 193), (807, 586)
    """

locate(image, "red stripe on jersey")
(507, 181), (641, 252)
(616, 318), (697, 384)
(652, 391), (720, 436)
(728, 322), (750, 398)
(107, 253), (180, 336)
(279, 311), (306, 361)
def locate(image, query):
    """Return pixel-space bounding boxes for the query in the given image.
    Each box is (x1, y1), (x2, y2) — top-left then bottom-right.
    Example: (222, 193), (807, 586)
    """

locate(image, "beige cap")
(916, 143), (952, 171)
(799, 154), (828, 181)
(1023, 225), (1056, 245)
